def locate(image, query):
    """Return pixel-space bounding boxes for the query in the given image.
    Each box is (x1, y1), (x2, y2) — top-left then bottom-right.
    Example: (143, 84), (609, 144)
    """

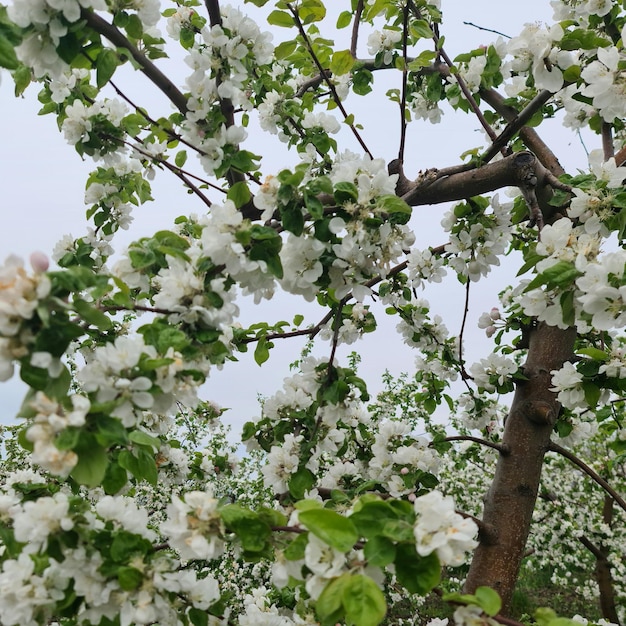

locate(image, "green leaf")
(316, 574), (349, 625)
(330, 49), (355, 76)
(96, 415), (130, 447)
(560, 290), (575, 327)
(20, 362), (49, 390)
(117, 566), (143, 591)
(188, 608), (209, 626)
(298, 509), (359, 552)
(13, 64), (31, 96)
(412, 19), (433, 39)
(0, 521), (23, 559)
(111, 530), (152, 562)
(0, 31), (18, 69)
(288, 466), (316, 499)
(102, 461), (128, 494)
(55, 427), (81, 450)
(336, 10), (352, 29)
(73, 298), (113, 331)
(577, 347), (608, 361)
(254, 338), (271, 366)
(334, 181), (359, 203)
(280, 204), (305, 235)
(267, 10), (294, 27)
(408, 49), (437, 70)
(394, 549), (440, 595)
(118, 448), (158, 485)
(71, 434), (109, 488)
(342, 574), (387, 626)
(284, 531), (309, 560)
(475, 586), (502, 617)
(96, 48), (119, 88)
(129, 430), (161, 450)
(227, 181), (252, 209)
(175, 150), (187, 168)
(220, 504), (271, 552)
(299, 0), (326, 24)
(274, 39), (297, 59)
(381, 519), (414, 543)
(363, 535), (396, 567)
(350, 500), (398, 537)
(525, 260), (580, 291)
(582, 381), (601, 408)
(562, 64), (581, 82)
(139, 319), (190, 353)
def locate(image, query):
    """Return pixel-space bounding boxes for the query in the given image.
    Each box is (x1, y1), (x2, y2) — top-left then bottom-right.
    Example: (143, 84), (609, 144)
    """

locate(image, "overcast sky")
(1, 0), (592, 435)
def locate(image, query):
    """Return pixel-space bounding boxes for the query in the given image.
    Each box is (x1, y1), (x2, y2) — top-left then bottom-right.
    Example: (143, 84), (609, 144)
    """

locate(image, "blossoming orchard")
(1, 0), (626, 623)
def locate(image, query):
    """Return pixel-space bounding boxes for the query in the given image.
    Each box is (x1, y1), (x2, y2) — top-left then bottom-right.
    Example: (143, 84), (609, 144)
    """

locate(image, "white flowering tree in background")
(0, 0), (626, 623)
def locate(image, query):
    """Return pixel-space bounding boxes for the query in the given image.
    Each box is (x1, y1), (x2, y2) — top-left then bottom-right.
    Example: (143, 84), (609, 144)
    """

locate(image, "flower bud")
(30, 251), (49, 273)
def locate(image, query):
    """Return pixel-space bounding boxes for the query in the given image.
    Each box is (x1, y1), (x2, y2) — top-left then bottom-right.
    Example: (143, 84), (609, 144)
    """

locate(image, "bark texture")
(463, 322), (576, 612)
(593, 496), (620, 624)
(393, 125), (577, 614)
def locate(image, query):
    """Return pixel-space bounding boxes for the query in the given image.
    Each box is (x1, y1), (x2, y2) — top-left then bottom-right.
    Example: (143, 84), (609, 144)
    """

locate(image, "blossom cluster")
(413, 490), (479, 566)
(3, 0), (626, 624)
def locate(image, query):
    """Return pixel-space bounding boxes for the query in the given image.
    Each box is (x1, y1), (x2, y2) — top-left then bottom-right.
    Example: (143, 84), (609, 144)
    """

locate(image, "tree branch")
(602, 122), (615, 161)
(350, 0), (365, 58)
(427, 28), (502, 152)
(478, 88), (565, 176)
(391, 150), (553, 214)
(204, 0), (248, 191)
(440, 436), (510, 455)
(479, 89), (557, 165)
(286, 2), (373, 159)
(398, 3), (410, 162)
(80, 10), (188, 115)
(547, 441), (626, 514)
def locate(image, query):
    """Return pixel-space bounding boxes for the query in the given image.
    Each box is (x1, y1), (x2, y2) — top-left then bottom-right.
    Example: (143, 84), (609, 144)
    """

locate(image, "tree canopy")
(0, 0), (626, 624)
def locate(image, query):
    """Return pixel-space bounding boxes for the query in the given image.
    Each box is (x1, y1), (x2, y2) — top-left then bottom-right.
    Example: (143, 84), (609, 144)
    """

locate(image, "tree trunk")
(463, 322), (576, 614)
(597, 496), (620, 624)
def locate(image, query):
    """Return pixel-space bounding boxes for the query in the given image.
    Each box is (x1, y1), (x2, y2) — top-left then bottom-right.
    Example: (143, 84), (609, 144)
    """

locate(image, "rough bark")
(595, 496), (620, 624)
(463, 322), (576, 613)
(391, 150), (557, 221)
(393, 122), (579, 614)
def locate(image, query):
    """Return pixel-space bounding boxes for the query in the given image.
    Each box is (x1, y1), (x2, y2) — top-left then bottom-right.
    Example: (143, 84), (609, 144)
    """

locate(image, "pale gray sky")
(0, 0), (591, 434)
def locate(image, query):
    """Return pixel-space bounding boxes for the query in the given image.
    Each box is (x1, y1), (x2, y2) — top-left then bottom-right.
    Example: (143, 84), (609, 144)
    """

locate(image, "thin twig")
(602, 122), (615, 161)
(119, 137), (219, 204)
(350, 0), (365, 58)
(204, 0), (246, 190)
(286, 2), (373, 158)
(327, 304), (345, 368)
(463, 21), (511, 39)
(480, 89), (556, 165)
(146, 152), (215, 207)
(406, 1), (502, 153)
(458, 276), (472, 384)
(240, 327), (317, 344)
(478, 87), (565, 175)
(440, 435), (510, 455)
(433, 32), (502, 151)
(548, 441), (626, 514)
(271, 525), (306, 534)
(108, 80), (206, 157)
(81, 10), (188, 115)
(398, 4), (410, 163)
(101, 304), (176, 316)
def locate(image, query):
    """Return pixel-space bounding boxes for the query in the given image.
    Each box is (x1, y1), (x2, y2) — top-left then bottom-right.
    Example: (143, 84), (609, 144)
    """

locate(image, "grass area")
(510, 564), (602, 622)
(384, 565), (604, 625)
